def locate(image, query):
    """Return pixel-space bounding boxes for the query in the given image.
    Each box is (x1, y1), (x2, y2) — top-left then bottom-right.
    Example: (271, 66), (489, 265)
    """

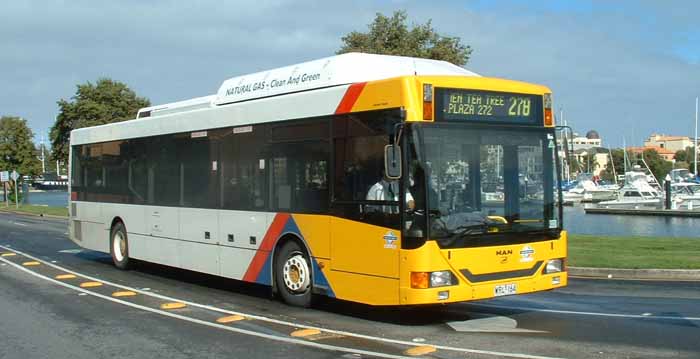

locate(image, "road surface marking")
(1, 252), (16, 257)
(112, 291), (137, 297)
(55, 274), (77, 280)
(404, 345), (436, 356)
(0, 244), (570, 359)
(13, 222), (27, 226)
(0, 255), (412, 359)
(58, 249), (83, 254)
(469, 303), (700, 322)
(22, 261), (40, 266)
(79, 281), (103, 288)
(291, 328), (321, 337)
(216, 315), (245, 323)
(161, 302), (187, 310)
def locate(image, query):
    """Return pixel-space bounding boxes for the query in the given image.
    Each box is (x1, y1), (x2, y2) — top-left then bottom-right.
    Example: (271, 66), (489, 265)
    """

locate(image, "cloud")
(0, 0), (698, 148)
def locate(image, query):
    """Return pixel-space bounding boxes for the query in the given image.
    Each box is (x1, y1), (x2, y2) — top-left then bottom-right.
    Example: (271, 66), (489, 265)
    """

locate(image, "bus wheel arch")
(272, 234), (314, 307)
(109, 218), (132, 270)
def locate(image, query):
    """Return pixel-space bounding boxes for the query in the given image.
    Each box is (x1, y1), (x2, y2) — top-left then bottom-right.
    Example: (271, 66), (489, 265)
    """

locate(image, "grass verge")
(0, 204), (68, 217)
(569, 234), (700, 269)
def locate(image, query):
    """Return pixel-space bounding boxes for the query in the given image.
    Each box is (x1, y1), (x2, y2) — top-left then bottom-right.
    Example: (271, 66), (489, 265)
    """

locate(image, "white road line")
(0, 244), (568, 359)
(0, 255), (410, 359)
(13, 222), (27, 226)
(469, 303), (700, 322)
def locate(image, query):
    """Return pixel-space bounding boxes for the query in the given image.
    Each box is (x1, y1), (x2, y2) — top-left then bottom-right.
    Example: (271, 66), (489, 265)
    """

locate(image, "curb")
(569, 266), (700, 281)
(0, 209), (68, 220)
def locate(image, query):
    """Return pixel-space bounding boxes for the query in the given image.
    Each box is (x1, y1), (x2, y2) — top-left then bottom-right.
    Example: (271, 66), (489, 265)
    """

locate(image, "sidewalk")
(569, 266), (700, 281)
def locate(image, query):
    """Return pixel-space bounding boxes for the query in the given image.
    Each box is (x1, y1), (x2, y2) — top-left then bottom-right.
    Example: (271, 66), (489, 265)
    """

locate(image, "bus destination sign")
(435, 88), (542, 125)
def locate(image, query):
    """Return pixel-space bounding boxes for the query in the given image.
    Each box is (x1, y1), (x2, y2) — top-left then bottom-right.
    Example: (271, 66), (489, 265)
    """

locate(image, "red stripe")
(242, 213), (290, 282)
(334, 82), (366, 114)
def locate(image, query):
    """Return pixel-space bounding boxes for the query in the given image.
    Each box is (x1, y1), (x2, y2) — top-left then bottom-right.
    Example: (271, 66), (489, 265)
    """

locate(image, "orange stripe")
(334, 82), (366, 114)
(242, 213), (289, 282)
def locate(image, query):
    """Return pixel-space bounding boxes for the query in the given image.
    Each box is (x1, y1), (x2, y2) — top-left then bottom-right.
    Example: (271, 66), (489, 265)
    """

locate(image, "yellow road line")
(112, 291), (137, 297)
(1, 252), (17, 257)
(55, 274), (77, 280)
(22, 261), (40, 266)
(216, 315), (245, 323)
(291, 328), (322, 337)
(160, 302), (186, 310)
(79, 281), (103, 288)
(404, 345), (436, 356)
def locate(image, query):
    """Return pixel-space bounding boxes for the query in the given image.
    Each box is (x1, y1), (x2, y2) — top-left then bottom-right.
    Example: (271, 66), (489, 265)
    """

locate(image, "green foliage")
(603, 149), (626, 181)
(50, 78), (150, 163)
(337, 10), (472, 66)
(0, 116), (42, 178)
(641, 149), (673, 182)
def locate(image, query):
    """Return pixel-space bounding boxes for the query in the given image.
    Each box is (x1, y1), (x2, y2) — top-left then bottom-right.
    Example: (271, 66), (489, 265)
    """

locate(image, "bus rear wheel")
(110, 221), (132, 270)
(274, 241), (313, 307)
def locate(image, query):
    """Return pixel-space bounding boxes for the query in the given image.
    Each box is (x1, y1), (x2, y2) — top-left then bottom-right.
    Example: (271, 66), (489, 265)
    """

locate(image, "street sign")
(10, 170), (19, 181)
(0, 171), (8, 182)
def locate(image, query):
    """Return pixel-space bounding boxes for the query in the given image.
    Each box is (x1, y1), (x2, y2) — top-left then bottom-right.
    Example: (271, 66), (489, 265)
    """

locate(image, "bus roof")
(213, 53), (478, 106)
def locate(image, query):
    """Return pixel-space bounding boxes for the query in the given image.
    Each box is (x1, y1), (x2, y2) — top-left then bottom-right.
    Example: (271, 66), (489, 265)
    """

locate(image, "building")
(571, 130), (602, 151)
(627, 146), (676, 161)
(644, 134), (693, 153)
(573, 148), (609, 176)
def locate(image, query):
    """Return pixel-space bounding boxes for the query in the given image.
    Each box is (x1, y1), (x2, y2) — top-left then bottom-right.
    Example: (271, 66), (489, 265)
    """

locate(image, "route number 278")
(508, 97), (531, 116)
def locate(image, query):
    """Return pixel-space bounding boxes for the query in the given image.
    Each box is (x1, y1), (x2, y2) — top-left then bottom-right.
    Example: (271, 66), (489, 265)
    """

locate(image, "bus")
(68, 53), (566, 307)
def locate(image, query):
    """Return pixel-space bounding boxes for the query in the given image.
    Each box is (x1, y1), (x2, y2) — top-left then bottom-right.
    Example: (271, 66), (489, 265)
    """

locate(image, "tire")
(274, 240), (313, 307)
(110, 221), (132, 270)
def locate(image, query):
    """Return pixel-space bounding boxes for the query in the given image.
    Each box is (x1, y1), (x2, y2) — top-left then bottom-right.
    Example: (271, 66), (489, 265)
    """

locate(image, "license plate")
(494, 283), (517, 297)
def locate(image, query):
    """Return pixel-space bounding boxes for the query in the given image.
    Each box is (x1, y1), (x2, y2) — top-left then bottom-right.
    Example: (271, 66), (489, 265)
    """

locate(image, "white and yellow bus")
(69, 53), (566, 307)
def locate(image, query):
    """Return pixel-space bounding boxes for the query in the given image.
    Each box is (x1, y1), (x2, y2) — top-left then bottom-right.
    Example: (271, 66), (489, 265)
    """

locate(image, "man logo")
(496, 249), (513, 256)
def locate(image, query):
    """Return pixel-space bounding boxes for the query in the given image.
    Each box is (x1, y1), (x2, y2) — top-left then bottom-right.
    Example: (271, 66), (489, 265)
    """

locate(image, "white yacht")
(564, 174), (618, 203)
(671, 182), (700, 210)
(598, 172), (663, 209)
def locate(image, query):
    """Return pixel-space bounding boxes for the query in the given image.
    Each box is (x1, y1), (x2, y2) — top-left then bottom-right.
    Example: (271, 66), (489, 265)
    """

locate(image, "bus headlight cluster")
(411, 271), (457, 288)
(544, 259), (564, 274)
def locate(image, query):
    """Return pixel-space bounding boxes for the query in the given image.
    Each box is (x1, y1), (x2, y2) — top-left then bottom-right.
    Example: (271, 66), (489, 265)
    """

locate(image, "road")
(0, 212), (698, 359)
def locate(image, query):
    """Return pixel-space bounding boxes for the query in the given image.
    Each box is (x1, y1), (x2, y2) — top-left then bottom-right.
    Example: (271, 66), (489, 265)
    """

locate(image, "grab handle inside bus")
(384, 144), (402, 180)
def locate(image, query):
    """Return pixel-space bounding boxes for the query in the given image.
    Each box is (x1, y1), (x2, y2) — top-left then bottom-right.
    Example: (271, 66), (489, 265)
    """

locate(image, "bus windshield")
(404, 123), (561, 248)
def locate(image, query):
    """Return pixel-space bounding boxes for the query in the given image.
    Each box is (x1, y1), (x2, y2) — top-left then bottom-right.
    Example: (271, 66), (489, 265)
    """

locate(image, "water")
(25, 191), (69, 207)
(21, 191), (700, 238)
(563, 205), (700, 238)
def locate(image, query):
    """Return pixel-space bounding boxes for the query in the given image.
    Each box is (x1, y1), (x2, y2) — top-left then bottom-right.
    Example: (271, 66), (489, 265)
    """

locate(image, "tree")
(50, 78), (150, 163)
(337, 10), (472, 66)
(642, 149), (673, 182)
(0, 116), (42, 178)
(601, 149), (626, 182)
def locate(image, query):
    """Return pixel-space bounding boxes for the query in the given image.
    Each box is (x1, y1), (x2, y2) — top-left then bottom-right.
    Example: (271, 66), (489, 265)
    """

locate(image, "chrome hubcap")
(113, 232), (126, 262)
(282, 253), (310, 293)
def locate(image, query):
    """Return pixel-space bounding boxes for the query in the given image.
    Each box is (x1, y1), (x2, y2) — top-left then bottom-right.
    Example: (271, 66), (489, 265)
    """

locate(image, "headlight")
(430, 271), (454, 287)
(544, 259), (564, 274)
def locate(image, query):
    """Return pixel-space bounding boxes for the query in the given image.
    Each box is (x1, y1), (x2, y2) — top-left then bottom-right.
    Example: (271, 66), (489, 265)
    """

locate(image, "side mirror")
(384, 144), (402, 180)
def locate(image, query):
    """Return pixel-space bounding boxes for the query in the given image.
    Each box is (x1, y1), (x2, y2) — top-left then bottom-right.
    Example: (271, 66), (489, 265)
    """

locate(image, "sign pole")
(4, 182), (7, 207)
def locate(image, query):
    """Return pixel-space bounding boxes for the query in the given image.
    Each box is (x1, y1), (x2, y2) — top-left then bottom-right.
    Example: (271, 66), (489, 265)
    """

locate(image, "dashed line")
(0, 255), (412, 359)
(112, 291), (137, 297)
(404, 345), (436, 356)
(1, 252), (16, 257)
(0, 244), (570, 359)
(216, 315), (245, 323)
(55, 274), (77, 280)
(160, 302), (187, 310)
(79, 281), (103, 288)
(291, 328), (321, 337)
(22, 261), (40, 266)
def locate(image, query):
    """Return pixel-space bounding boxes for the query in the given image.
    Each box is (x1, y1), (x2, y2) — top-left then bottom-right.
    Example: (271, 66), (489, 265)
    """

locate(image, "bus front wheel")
(110, 221), (132, 270)
(274, 240), (313, 307)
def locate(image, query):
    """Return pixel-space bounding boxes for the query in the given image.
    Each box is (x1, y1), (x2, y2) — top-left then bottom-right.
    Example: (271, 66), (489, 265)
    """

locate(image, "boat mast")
(608, 147), (617, 184)
(695, 96), (698, 177)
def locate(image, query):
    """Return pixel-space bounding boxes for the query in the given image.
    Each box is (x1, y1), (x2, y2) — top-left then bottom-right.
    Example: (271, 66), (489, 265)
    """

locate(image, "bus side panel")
(325, 270), (399, 306)
(101, 203), (149, 236)
(72, 201), (108, 253)
(218, 210), (273, 280)
(290, 214), (330, 259)
(178, 208), (220, 275)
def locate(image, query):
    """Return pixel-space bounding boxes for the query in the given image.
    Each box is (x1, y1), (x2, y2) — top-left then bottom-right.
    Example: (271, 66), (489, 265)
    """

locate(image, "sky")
(1, 0), (699, 148)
